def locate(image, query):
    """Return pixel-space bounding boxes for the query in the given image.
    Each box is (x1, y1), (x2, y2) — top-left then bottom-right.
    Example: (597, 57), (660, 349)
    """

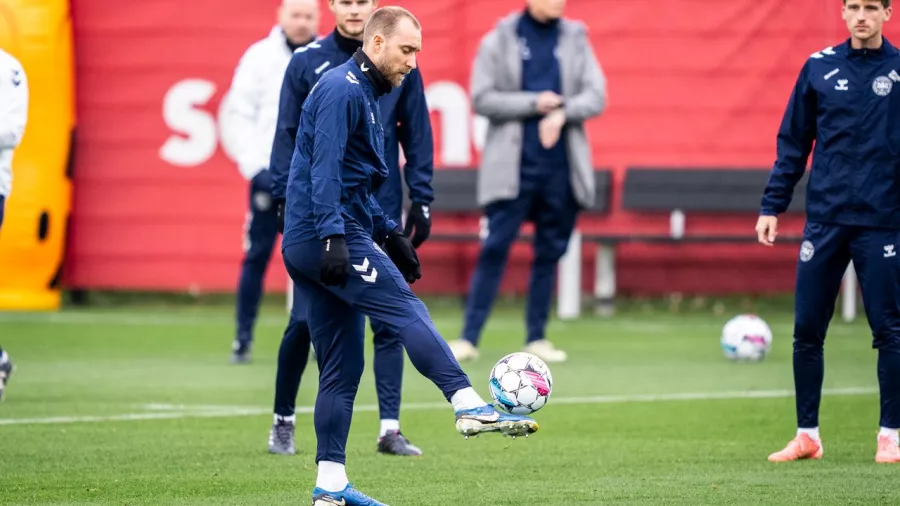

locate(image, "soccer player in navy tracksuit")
(268, 0), (433, 457)
(758, 0), (900, 464)
(281, 8), (537, 504)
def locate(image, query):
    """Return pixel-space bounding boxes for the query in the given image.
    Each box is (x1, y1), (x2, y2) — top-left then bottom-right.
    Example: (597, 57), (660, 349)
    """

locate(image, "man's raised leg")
(769, 222), (850, 462)
(291, 228), (539, 439)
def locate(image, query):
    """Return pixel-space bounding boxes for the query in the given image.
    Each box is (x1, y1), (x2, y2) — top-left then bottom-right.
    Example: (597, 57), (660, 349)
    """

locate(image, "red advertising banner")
(64, 0), (884, 294)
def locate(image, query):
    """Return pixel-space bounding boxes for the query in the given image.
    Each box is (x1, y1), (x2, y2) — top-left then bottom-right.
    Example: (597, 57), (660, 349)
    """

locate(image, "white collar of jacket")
(266, 25), (294, 56)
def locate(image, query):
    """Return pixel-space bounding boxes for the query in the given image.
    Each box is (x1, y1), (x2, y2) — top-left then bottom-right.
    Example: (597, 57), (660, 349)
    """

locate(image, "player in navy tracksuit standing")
(758, 0), (900, 464)
(267, 0), (433, 457)
(281, 7), (538, 504)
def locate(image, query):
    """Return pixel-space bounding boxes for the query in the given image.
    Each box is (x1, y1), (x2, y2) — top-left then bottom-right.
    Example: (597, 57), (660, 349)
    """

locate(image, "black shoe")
(230, 339), (252, 364)
(0, 351), (13, 401)
(377, 430), (423, 456)
(268, 418), (295, 455)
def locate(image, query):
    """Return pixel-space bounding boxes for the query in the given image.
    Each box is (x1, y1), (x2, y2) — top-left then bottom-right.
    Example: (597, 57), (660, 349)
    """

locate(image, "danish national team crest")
(799, 240), (815, 262)
(873, 76), (893, 96)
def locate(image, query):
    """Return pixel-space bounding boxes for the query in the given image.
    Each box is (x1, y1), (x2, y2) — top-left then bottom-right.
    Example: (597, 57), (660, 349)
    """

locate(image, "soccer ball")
(489, 352), (553, 415)
(720, 314), (773, 361)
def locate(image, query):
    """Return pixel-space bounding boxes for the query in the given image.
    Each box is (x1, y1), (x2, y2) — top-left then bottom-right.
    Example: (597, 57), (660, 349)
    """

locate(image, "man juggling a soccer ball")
(757, 0), (900, 463)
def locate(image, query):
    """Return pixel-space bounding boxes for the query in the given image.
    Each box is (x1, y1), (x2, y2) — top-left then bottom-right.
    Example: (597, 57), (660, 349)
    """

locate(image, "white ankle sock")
(379, 419), (400, 437)
(797, 427), (820, 441)
(879, 427), (899, 444)
(274, 414), (295, 424)
(316, 461), (349, 492)
(450, 387), (487, 411)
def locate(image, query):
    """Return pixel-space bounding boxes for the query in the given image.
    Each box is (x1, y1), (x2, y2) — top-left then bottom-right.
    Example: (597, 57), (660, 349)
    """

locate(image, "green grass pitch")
(0, 297), (896, 505)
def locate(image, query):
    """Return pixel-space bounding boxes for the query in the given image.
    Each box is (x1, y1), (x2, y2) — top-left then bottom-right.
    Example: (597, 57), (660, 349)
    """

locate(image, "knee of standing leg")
(243, 248), (272, 269)
(874, 332), (900, 351)
(535, 243), (568, 266)
(793, 318), (825, 349)
(479, 236), (513, 265)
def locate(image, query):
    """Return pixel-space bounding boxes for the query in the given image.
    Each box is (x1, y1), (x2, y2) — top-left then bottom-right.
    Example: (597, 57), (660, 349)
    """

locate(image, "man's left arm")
(0, 58), (29, 150)
(561, 32), (607, 122)
(396, 69), (434, 247)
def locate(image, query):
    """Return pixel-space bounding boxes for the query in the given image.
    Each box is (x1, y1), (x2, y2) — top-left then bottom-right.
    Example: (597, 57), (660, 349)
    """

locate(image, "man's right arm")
(760, 61), (817, 216)
(270, 53), (311, 201)
(470, 31), (540, 121)
(310, 83), (358, 240)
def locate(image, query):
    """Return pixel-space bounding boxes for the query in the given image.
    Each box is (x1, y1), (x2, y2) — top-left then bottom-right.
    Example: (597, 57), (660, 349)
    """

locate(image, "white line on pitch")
(0, 387), (878, 427)
(0, 309), (735, 331)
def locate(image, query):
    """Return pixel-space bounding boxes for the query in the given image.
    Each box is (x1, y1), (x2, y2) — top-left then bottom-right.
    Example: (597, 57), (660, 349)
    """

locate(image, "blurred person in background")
(758, 0), (900, 464)
(266, 0), (435, 457)
(0, 47), (28, 400)
(220, 0), (320, 364)
(447, 0), (607, 363)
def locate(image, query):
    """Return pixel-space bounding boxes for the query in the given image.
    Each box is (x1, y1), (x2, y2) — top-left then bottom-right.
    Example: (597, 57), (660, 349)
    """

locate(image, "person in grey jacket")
(449, 0), (606, 363)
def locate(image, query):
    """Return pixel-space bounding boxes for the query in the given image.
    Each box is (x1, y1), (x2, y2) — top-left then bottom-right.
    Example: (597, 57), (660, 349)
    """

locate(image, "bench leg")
(594, 243), (616, 317)
(557, 229), (582, 320)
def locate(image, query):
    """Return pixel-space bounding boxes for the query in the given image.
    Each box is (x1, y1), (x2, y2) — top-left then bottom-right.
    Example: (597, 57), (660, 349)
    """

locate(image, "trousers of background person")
(461, 165), (579, 348)
(233, 170), (278, 361)
(791, 222), (900, 430)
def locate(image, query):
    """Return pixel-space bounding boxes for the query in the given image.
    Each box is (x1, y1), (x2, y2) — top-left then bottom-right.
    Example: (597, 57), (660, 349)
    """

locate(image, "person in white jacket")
(220, 0), (319, 363)
(0, 47), (29, 400)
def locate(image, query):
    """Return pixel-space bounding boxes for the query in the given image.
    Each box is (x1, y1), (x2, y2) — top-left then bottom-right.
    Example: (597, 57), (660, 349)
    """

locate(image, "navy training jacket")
(282, 51), (398, 246)
(761, 38), (900, 229)
(269, 30), (434, 222)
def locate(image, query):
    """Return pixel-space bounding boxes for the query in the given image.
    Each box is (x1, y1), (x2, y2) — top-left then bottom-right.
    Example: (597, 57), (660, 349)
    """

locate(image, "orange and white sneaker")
(875, 435), (900, 463)
(767, 433), (823, 462)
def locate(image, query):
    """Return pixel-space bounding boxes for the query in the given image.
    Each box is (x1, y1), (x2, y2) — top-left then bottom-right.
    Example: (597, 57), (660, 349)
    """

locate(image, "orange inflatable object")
(0, 0), (74, 310)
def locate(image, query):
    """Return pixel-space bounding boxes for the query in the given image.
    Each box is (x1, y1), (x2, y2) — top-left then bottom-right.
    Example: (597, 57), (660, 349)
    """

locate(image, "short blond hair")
(363, 6), (421, 43)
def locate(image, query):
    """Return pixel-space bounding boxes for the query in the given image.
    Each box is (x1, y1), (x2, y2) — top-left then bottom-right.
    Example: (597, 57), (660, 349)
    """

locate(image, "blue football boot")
(311, 484), (388, 506)
(454, 404), (539, 439)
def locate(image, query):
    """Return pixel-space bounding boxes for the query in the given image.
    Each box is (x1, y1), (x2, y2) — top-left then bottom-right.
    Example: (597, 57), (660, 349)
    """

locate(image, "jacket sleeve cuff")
(318, 225), (345, 241)
(409, 195), (434, 205)
(759, 208), (779, 216)
(377, 220), (399, 241)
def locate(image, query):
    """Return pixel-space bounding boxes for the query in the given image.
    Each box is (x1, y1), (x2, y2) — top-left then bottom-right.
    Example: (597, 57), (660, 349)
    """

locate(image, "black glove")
(319, 235), (350, 287)
(403, 202), (431, 248)
(274, 198), (286, 234)
(385, 227), (422, 284)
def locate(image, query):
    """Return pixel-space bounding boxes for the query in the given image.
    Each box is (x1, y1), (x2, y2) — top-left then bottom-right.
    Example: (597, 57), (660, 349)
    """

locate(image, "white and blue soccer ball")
(720, 314), (773, 361)
(489, 352), (553, 415)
